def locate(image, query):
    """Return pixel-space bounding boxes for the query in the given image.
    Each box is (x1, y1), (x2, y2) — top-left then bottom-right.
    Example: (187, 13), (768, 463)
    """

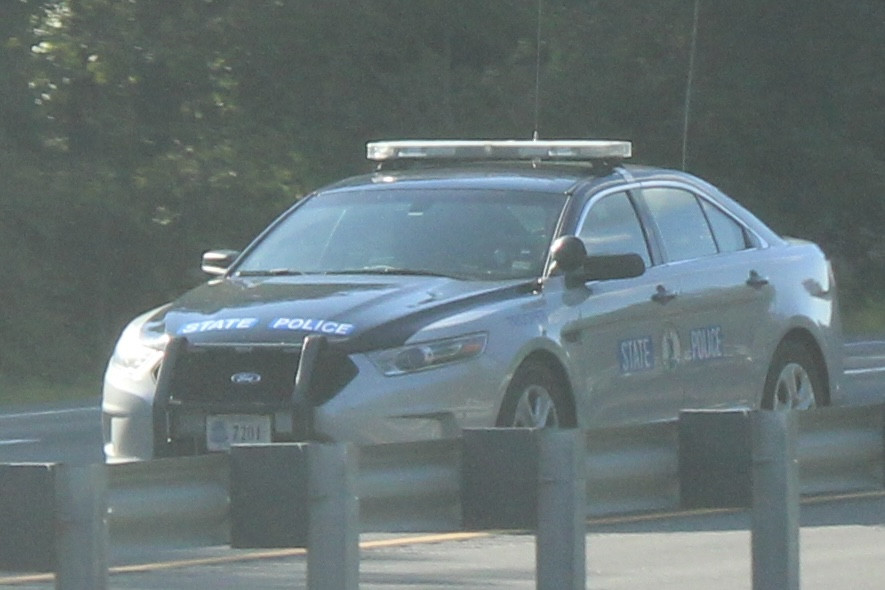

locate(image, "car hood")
(152, 274), (534, 352)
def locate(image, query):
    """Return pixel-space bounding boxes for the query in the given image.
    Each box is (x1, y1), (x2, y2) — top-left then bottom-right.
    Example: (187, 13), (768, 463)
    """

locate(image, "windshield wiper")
(235, 268), (304, 277)
(325, 267), (455, 278)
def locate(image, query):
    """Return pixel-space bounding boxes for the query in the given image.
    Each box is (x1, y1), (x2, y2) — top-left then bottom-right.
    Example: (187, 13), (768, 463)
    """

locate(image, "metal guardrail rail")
(798, 405), (885, 495)
(357, 440), (461, 533)
(108, 453), (230, 549)
(585, 421), (679, 516)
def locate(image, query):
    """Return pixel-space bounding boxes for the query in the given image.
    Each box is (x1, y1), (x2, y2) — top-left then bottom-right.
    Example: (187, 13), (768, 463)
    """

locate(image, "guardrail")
(798, 405), (885, 494)
(108, 453), (230, 551)
(586, 420), (679, 515)
(358, 439), (462, 533)
(1, 403), (883, 588)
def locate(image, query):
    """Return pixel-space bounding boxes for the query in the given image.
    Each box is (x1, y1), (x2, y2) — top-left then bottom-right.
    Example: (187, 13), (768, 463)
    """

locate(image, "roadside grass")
(0, 376), (101, 407)
(843, 299), (885, 338)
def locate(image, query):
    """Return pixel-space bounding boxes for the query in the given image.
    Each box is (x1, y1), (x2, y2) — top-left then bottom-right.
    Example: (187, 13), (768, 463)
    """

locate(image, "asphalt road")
(0, 493), (883, 589)
(0, 399), (103, 465)
(842, 338), (885, 406)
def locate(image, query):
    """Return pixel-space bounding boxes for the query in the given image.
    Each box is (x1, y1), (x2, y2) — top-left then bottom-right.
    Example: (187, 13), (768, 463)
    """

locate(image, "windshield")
(235, 187), (567, 281)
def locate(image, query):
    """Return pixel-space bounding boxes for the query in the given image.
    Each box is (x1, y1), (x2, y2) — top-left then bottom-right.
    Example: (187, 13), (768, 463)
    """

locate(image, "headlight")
(108, 308), (169, 377)
(369, 333), (487, 376)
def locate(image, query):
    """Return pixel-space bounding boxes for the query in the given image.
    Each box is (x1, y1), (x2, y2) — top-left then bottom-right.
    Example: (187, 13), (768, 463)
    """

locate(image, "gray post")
(536, 429), (586, 590)
(751, 410), (799, 590)
(461, 428), (540, 530)
(54, 464), (108, 590)
(308, 442), (360, 590)
(230, 444), (309, 548)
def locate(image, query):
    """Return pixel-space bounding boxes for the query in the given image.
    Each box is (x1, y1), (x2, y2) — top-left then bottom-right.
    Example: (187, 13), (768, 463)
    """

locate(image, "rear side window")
(643, 187), (753, 263)
(643, 187), (717, 262)
(701, 199), (752, 253)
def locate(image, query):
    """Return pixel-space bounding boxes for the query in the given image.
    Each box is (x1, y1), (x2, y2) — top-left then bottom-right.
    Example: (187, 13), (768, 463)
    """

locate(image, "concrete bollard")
(0, 463), (56, 572)
(307, 443), (359, 590)
(461, 428), (540, 530)
(54, 463), (108, 590)
(678, 409), (753, 508)
(536, 429), (586, 590)
(751, 410), (799, 590)
(229, 443), (310, 548)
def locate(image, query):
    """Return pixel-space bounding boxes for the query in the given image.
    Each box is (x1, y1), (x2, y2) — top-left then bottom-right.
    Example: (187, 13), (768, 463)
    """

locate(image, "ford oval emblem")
(230, 372), (262, 385)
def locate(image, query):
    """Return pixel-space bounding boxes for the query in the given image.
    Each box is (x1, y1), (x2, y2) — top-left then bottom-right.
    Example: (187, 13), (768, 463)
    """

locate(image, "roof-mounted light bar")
(366, 139), (632, 163)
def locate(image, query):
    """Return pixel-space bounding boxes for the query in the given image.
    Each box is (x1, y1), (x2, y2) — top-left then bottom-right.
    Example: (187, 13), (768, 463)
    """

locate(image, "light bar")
(367, 139), (632, 162)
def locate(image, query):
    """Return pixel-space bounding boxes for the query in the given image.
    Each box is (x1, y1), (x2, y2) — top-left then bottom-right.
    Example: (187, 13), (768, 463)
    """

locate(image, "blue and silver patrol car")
(102, 140), (843, 462)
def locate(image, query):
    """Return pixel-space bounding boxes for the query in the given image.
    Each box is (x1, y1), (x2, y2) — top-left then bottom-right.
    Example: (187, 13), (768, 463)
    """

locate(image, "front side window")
(235, 188), (568, 281)
(577, 191), (652, 267)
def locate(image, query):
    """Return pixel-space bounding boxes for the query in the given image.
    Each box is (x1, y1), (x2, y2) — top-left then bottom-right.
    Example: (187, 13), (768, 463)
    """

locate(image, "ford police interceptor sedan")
(101, 139), (843, 462)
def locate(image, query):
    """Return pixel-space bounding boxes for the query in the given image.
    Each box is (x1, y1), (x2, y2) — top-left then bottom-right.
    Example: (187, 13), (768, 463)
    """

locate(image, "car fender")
(494, 334), (584, 426)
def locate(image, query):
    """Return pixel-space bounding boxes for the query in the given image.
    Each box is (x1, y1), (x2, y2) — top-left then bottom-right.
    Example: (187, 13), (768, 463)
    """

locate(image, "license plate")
(206, 414), (272, 451)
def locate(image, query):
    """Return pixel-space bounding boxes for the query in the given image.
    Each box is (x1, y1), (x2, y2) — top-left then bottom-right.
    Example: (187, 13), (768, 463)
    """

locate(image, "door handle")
(651, 284), (678, 304)
(746, 270), (769, 288)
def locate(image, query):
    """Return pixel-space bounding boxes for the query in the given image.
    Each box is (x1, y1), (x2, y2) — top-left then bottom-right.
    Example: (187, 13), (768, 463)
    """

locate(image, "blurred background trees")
(1, 0), (883, 394)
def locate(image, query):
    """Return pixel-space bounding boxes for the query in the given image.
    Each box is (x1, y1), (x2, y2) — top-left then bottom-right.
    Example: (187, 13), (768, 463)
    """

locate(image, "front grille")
(167, 345), (301, 405)
(153, 338), (360, 457)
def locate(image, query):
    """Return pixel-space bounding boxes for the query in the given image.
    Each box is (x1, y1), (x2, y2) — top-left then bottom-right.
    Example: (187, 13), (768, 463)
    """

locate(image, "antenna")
(681, 0), (701, 170)
(532, 0), (543, 140)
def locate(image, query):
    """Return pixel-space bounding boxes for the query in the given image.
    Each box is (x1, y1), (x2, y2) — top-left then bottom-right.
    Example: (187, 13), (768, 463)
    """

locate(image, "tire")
(496, 360), (574, 428)
(762, 340), (827, 410)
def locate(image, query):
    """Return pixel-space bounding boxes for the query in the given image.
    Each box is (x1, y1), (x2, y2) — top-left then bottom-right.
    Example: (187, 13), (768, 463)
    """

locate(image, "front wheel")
(762, 340), (826, 410)
(496, 360), (574, 428)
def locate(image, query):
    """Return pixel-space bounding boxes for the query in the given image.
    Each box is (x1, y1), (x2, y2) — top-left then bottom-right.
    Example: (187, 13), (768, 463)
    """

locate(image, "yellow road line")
(0, 532), (491, 585)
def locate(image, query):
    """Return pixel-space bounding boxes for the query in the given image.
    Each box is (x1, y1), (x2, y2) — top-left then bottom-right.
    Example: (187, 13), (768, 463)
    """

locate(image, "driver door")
(563, 189), (683, 427)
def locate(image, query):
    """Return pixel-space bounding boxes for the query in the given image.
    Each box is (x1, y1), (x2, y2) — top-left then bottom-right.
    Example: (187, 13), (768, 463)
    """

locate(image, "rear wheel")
(497, 360), (574, 428)
(762, 340), (826, 410)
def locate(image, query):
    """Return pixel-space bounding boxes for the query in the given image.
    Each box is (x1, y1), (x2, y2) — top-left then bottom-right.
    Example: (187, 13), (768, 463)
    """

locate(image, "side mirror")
(201, 249), (240, 276)
(551, 236), (645, 286)
(584, 252), (645, 281)
(550, 236), (587, 274)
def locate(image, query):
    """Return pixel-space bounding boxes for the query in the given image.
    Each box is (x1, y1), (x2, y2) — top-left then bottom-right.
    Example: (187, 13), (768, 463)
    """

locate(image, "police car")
(101, 139), (843, 462)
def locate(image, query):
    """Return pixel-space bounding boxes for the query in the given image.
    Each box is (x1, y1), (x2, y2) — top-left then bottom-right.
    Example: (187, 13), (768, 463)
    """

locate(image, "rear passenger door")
(638, 184), (773, 410)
